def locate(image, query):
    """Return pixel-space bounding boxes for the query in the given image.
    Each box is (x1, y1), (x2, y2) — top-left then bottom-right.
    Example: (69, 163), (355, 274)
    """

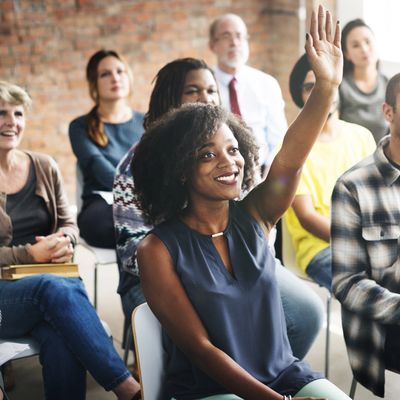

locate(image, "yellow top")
(284, 120), (376, 272)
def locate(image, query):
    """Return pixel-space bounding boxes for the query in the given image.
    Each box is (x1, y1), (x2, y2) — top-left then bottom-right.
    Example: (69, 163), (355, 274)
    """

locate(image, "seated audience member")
(132, 8), (351, 399)
(332, 73), (400, 397)
(339, 18), (389, 143)
(113, 58), (324, 360)
(208, 13), (287, 168)
(69, 49), (144, 248)
(0, 81), (140, 400)
(284, 53), (375, 290)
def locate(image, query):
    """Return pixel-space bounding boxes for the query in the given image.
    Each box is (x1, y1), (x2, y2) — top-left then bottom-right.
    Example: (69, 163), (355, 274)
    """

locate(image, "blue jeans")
(0, 275), (130, 400)
(306, 247), (332, 291)
(121, 258), (324, 360)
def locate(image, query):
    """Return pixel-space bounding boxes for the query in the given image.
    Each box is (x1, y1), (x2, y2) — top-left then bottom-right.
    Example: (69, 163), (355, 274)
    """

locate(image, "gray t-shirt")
(339, 72), (388, 143)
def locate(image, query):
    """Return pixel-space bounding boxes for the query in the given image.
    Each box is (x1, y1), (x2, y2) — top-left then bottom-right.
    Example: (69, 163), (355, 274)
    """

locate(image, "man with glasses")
(209, 13), (287, 168)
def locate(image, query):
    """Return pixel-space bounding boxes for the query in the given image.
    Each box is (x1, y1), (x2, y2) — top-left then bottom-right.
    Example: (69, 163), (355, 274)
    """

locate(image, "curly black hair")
(132, 103), (259, 224)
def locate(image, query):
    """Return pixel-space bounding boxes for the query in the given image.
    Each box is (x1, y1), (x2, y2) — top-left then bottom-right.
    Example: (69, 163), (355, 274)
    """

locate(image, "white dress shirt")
(213, 65), (287, 165)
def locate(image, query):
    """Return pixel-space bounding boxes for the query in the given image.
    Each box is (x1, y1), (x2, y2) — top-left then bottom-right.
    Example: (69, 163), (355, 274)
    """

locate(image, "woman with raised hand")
(69, 49), (144, 248)
(0, 81), (140, 399)
(339, 18), (388, 143)
(132, 7), (350, 400)
(113, 58), (324, 361)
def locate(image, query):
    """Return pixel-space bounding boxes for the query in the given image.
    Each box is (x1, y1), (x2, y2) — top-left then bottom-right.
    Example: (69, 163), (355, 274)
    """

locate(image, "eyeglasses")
(301, 82), (315, 93)
(214, 32), (249, 43)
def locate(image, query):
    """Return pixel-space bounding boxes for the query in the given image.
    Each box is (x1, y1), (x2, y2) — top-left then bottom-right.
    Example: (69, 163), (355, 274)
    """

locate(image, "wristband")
(282, 396), (292, 400)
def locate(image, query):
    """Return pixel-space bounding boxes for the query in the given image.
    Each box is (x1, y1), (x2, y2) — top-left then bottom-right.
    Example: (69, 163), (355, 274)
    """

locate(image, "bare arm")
(243, 6), (342, 231)
(292, 195), (330, 242)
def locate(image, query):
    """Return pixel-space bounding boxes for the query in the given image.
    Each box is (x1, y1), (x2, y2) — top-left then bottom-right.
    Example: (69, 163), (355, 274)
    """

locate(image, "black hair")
(132, 103), (259, 224)
(289, 54), (311, 109)
(143, 58), (218, 129)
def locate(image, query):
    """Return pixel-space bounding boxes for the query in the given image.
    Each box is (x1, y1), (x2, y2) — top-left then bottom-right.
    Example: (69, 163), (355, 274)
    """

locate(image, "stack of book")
(1, 263), (79, 280)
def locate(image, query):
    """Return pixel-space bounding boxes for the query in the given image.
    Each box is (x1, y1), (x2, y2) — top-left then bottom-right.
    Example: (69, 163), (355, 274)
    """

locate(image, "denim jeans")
(306, 246), (332, 291)
(0, 275), (130, 400)
(121, 258), (324, 360)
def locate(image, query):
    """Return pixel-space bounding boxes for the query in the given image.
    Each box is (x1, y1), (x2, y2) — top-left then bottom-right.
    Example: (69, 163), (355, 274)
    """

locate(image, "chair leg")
(123, 325), (133, 365)
(94, 263), (98, 310)
(349, 376), (357, 398)
(324, 292), (332, 379)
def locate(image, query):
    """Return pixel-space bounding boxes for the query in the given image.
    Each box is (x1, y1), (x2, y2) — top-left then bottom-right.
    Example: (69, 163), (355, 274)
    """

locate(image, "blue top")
(152, 201), (321, 399)
(69, 111), (144, 199)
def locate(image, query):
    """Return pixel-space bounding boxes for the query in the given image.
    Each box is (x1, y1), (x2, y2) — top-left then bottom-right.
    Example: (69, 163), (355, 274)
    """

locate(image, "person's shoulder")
(25, 151), (59, 173)
(69, 114), (88, 131)
(337, 152), (375, 185)
(338, 119), (374, 139)
(243, 65), (276, 81)
(132, 110), (145, 124)
(241, 65), (282, 94)
(26, 150), (55, 165)
(379, 71), (389, 83)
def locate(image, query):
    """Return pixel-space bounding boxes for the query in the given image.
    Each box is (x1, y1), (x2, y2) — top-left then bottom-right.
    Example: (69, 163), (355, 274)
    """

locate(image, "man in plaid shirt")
(331, 72), (400, 397)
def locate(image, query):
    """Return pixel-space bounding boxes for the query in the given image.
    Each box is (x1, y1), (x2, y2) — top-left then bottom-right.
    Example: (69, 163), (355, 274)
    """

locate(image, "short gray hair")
(0, 81), (32, 109)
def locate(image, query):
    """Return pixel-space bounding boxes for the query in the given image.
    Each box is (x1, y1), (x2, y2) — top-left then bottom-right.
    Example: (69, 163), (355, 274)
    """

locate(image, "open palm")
(306, 5), (343, 87)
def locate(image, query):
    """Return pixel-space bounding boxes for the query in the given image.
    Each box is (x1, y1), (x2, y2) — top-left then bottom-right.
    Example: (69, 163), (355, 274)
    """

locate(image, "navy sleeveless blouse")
(152, 201), (322, 399)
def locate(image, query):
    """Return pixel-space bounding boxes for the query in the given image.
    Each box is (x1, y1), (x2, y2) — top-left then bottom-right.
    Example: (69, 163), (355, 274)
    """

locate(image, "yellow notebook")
(1, 263), (80, 280)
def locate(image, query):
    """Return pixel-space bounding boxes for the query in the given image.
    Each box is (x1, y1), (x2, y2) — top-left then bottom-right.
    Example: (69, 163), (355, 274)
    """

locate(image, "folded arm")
(292, 195), (330, 242)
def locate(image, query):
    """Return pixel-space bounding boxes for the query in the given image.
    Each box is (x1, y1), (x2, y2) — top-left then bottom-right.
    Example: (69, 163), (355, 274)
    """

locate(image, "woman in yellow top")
(284, 53), (376, 290)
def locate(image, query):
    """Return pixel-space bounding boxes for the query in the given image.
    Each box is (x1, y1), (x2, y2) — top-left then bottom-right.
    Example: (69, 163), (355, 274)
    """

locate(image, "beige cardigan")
(0, 151), (78, 267)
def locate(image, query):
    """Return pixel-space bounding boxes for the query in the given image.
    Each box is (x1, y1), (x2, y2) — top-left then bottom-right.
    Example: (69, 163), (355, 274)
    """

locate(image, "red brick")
(0, 0), (337, 200)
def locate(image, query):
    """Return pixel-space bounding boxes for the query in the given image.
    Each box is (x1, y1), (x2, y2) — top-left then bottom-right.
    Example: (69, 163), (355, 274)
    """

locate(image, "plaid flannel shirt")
(331, 136), (400, 397)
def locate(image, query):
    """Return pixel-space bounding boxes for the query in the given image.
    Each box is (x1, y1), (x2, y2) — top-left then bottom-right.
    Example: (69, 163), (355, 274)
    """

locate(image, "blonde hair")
(0, 80), (32, 109)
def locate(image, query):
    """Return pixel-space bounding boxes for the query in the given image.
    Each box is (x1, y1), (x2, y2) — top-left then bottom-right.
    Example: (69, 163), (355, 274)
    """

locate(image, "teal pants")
(178, 378), (351, 400)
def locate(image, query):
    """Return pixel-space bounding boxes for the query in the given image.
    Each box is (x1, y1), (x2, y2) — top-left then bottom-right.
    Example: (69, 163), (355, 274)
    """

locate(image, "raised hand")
(306, 5), (343, 88)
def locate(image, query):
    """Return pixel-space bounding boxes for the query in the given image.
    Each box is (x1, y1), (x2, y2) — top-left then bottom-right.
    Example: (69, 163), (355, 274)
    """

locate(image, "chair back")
(132, 303), (166, 400)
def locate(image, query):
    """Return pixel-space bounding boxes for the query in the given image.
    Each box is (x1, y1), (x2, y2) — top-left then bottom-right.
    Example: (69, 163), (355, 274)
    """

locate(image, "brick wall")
(0, 0), (336, 202)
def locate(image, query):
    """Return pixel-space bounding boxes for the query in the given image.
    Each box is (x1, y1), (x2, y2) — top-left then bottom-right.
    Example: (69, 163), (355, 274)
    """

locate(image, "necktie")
(228, 77), (241, 117)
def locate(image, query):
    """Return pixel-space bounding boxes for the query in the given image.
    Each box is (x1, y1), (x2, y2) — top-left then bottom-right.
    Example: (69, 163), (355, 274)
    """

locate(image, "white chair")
(76, 239), (117, 309)
(132, 303), (166, 400)
(75, 165), (117, 309)
(281, 218), (332, 378)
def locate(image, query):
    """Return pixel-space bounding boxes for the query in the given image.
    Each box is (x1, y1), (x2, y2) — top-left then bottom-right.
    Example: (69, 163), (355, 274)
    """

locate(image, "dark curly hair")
(132, 103), (259, 224)
(143, 57), (218, 129)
